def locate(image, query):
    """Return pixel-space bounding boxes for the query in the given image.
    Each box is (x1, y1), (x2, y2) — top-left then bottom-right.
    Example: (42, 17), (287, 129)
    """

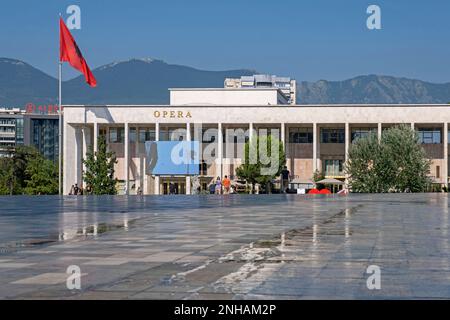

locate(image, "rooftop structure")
(224, 74), (297, 105)
(169, 87), (289, 106)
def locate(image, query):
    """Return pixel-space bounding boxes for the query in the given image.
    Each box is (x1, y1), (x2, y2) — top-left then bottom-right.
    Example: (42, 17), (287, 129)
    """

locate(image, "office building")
(0, 108), (59, 161)
(0, 108), (24, 156)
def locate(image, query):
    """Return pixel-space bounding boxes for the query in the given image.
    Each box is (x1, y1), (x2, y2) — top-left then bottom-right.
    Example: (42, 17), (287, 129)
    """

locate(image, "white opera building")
(63, 87), (450, 195)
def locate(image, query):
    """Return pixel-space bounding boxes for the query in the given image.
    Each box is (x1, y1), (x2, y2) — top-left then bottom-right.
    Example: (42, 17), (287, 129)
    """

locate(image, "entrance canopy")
(316, 178), (344, 185)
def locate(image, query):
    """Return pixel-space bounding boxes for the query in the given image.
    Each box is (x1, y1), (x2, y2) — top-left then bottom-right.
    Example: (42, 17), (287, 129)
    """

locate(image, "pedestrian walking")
(169, 183), (176, 195)
(223, 175), (231, 194)
(215, 177), (222, 195)
(280, 166), (290, 193)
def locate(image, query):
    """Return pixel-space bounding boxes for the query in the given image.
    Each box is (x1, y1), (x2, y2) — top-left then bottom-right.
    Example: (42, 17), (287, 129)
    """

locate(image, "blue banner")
(145, 141), (200, 175)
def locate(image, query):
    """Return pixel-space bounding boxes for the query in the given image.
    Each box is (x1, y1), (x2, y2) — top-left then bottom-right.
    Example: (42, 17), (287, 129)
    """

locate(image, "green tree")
(345, 125), (431, 193)
(236, 135), (286, 193)
(0, 146), (58, 195)
(0, 156), (16, 195)
(83, 136), (118, 195)
(24, 157), (59, 195)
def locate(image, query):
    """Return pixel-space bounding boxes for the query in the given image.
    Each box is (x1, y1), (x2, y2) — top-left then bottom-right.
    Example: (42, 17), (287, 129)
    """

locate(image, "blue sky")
(1, 0), (449, 82)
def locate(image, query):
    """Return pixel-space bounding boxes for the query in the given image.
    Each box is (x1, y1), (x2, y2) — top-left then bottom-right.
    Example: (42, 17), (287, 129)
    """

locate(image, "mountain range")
(1, 57), (449, 107)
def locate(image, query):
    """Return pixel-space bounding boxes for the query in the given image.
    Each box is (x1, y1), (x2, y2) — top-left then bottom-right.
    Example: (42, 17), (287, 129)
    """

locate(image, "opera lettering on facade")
(153, 110), (192, 119)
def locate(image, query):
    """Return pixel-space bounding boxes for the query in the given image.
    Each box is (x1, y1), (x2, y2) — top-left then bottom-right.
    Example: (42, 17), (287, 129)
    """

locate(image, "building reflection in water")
(345, 207), (351, 240)
(441, 196), (448, 272)
(57, 197), (131, 241)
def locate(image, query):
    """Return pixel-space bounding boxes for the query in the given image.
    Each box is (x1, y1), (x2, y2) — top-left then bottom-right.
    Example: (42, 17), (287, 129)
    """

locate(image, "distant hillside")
(1, 58), (449, 106)
(63, 58), (256, 105)
(0, 58), (57, 107)
(297, 75), (450, 104)
(0, 58), (255, 106)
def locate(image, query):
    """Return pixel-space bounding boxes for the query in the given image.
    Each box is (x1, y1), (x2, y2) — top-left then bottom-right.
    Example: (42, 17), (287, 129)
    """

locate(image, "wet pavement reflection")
(0, 194), (449, 299)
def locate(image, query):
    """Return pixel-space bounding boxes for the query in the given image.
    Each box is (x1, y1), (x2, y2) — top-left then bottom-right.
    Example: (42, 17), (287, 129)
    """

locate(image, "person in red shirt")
(223, 175), (231, 194)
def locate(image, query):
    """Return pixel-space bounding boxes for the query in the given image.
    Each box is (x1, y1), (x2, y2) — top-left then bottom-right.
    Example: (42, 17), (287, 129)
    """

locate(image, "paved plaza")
(0, 194), (449, 299)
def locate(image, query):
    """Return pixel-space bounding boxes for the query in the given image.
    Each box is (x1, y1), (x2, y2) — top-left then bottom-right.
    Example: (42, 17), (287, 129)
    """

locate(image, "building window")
(129, 128), (136, 143)
(170, 128), (186, 141)
(31, 118), (58, 162)
(158, 128), (186, 141)
(289, 127), (313, 143)
(417, 128), (441, 144)
(0, 126), (15, 133)
(199, 160), (208, 175)
(321, 128), (345, 143)
(257, 128), (280, 137)
(15, 118), (24, 145)
(109, 127), (124, 143)
(223, 129), (249, 144)
(436, 166), (440, 179)
(351, 128), (377, 142)
(139, 128), (155, 142)
(0, 119), (16, 125)
(323, 159), (344, 177)
(202, 128), (217, 143)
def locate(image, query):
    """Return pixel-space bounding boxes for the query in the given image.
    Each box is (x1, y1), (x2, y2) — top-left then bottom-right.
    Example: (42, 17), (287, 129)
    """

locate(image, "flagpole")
(58, 14), (63, 195)
(58, 61), (62, 195)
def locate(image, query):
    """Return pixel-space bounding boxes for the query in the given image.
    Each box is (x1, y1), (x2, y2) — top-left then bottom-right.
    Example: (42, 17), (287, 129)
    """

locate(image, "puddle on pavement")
(213, 205), (362, 293)
(168, 205), (362, 294)
(0, 218), (138, 254)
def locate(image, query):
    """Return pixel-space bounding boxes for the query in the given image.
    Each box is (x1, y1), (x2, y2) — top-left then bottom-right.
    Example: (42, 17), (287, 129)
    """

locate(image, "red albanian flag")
(59, 18), (97, 87)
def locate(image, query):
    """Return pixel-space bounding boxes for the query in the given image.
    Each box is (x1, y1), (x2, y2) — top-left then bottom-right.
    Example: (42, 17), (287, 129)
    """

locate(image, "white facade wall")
(64, 104), (450, 125)
(169, 88), (285, 106)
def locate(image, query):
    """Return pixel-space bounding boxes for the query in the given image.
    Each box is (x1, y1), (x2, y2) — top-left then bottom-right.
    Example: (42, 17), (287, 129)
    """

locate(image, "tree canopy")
(236, 135), (286, 192)
(0, 146), (58, 195)
(83, 135), (118, 195)
(345, 125), (431, 193)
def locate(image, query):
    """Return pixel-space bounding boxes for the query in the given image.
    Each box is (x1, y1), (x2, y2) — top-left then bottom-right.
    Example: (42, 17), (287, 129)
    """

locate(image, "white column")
(217, 123), (223, 179)
(93, 122), (99, 154)
(124, 123), (129, 195)
(105, 127), (110, 150)
(378, 123), (382, 142)
(154, 122), (160, 195)
(281, 123), (286, 149)
(411, 122), (415, 131)
(345, 123), (350, 162)
(142, 127), (149, 195)
(75, 127), (82, 187)
(249, 123), (254, 143)
(313, 123), (318, 173)
(135, 126), (141, 191)
(444, 123), (448, 187)
(344, 123), (350, 185)
(63, 124), (76, 195)
(186, 122), (191, 195)
(82, 126), (91, 187)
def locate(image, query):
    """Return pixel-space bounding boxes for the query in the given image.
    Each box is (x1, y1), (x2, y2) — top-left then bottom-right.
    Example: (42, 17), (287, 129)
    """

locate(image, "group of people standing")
(210, 175), (233, 195)
(68, 183), (92, 195)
